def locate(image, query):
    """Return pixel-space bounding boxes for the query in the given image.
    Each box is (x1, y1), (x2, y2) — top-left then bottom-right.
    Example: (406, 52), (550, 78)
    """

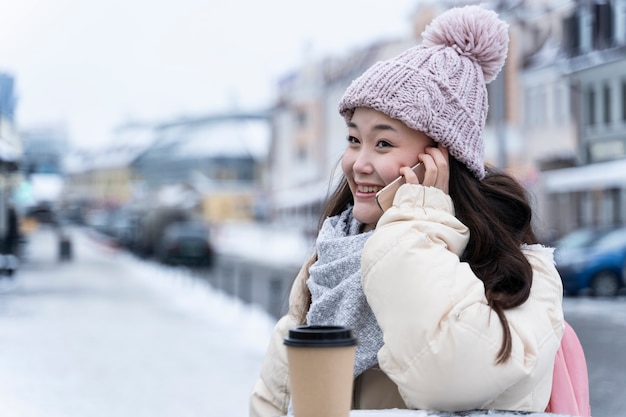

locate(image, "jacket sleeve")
(361, 184), (563, 412)
(249, 314), (294, 417)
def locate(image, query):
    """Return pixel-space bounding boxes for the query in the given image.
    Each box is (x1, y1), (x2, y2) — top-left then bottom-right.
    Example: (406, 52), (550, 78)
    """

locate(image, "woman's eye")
(376, 140), (392, 148)
(346, 135), (360, 144)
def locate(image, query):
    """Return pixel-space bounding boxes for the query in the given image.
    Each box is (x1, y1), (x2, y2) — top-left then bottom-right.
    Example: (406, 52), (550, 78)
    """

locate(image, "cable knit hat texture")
(338, 5), (509, 179)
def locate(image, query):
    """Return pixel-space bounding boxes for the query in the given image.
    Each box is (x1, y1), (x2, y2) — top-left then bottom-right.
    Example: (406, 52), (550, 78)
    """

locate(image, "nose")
(352, 151), (374, 175)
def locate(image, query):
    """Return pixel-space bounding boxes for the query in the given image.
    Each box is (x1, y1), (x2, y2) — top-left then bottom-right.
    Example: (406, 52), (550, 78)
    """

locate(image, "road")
(563, 296), (626, 417)
(0, 225), (623, 417)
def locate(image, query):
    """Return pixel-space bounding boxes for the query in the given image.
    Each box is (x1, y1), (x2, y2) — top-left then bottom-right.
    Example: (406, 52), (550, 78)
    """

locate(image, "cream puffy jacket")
(249, 185), (564, 417)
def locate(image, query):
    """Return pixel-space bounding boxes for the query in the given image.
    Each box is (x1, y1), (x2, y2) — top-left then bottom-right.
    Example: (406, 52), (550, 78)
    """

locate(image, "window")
(622, 80), (626, 122)
(295, 110), (307, 127)
(587, 87), (596, 125)
(618, 0), (626, 44)
(593, 2), (614, 49)
(536, 88), (547, 127)
(523, 86), (547, 128)
(554, 84), (566, 126)
(603, 83), (612, 125)
(553, 85), (560, 126)
(563, 12), (581, 56)
(524, 89), (533, 128)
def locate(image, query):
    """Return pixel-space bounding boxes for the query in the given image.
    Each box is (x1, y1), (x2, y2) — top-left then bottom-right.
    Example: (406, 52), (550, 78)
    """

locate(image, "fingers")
(399, 165), (419, 184)
(398, 146), (449, 194)
(419, 146), (450, 194)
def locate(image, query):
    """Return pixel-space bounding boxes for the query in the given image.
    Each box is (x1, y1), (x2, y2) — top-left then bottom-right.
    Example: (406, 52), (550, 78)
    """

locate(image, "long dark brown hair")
(299, 156), (537, 364)
(448, 157), (536, 363)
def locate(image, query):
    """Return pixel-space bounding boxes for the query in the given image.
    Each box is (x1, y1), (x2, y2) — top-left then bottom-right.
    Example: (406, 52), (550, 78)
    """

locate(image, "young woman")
(250, 5), (564, 416)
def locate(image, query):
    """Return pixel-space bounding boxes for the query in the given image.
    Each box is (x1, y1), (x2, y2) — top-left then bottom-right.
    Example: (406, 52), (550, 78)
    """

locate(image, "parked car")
(554, 226), (626, 296)
(156, 221), (214, 267)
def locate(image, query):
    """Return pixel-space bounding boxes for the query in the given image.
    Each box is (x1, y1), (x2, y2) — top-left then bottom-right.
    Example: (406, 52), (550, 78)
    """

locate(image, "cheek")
(379, 164), (403, 185)
(341, 153), (353, 177)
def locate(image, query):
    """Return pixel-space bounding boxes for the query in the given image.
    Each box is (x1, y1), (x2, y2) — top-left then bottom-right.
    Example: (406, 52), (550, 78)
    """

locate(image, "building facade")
(63, 113), (271, 225)
(538, 0), (626, 238)
(0, 72), (21, 254)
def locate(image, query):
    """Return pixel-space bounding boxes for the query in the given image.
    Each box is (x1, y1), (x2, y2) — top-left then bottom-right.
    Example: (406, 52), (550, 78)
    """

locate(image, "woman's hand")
(400, 146), (450, 195)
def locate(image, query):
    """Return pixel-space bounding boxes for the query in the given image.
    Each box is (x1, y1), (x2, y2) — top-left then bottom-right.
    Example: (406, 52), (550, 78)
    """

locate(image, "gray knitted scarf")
(306, 206), (383, 377)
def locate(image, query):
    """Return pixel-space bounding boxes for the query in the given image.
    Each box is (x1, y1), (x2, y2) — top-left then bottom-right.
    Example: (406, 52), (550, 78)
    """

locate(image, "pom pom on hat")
(338, 5), (510, 179)
(422, 5), (509, 83)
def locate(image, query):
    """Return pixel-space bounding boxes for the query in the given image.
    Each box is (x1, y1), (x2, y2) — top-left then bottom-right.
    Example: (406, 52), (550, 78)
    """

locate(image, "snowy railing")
(205, 222), (313, 318)
(203, 252), (298, 318)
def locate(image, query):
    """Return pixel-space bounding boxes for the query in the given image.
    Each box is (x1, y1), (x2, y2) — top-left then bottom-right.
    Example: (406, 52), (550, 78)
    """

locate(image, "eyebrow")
(347, 121), (397, 132)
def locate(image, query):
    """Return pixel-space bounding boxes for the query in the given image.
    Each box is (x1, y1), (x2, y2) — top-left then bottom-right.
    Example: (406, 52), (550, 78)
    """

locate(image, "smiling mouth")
(357, 185), (383, 194)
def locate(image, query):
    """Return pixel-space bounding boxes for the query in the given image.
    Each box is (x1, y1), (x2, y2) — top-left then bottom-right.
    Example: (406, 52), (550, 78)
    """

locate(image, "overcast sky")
(0, 0), (419, 150)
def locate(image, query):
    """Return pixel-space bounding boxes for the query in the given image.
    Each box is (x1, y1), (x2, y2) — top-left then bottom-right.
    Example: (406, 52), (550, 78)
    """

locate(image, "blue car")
(554, 226), (626, 296)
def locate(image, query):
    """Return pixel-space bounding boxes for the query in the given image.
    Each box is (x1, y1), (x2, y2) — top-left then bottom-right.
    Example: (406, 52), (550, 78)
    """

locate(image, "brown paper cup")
(284, 325), (357, 417)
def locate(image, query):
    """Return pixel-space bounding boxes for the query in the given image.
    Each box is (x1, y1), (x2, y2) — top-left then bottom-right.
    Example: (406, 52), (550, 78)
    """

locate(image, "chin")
(353, 204), (382, 228)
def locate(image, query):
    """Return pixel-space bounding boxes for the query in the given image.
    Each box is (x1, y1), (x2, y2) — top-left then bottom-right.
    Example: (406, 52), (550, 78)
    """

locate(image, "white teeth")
(357, 185), (382, 193)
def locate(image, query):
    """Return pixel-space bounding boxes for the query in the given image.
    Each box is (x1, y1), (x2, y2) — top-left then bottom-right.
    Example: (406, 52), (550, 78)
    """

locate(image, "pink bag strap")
(545, 321), (591, 417)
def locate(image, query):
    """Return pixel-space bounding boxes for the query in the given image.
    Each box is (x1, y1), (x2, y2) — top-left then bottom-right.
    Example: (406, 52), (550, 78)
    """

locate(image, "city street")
(0, 226), (624, 417)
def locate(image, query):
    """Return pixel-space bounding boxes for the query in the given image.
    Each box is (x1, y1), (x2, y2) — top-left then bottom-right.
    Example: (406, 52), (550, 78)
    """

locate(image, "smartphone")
(375, 162), (425, 212)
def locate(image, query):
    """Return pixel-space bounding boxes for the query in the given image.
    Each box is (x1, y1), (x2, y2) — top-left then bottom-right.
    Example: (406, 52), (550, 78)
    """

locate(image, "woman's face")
(341, 107), (433, 231)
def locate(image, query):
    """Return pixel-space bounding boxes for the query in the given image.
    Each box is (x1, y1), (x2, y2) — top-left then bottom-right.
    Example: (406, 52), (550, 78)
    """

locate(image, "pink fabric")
(545, 321), (591, 417)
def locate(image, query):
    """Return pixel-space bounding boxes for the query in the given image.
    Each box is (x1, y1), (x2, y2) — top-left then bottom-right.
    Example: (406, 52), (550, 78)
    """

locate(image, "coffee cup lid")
(284, 325), (358, 347)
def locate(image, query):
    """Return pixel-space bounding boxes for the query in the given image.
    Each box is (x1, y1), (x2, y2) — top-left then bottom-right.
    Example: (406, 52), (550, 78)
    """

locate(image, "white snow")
(174, 119), (270, 160)
(541, 158), (626, 192)
(211, 221), (314, 267)
(28, 173), (65, 203)
(0, 227), (277, 417)
(563, 296), (626, 326)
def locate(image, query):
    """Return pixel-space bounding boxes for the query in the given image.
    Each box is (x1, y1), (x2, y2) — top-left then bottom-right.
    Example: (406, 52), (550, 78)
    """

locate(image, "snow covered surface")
(541, 158), (626, 192)
(173, 119), (270, 160)
(0, 227), (276, 417)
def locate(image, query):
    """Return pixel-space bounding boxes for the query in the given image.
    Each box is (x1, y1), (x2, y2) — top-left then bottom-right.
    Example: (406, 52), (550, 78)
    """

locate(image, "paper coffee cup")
(284, 325), (357, 417)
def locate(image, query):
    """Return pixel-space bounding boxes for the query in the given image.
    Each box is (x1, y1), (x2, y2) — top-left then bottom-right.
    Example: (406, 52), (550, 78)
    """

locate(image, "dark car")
(156, 221), (214, 267)
(554, 226), (626, 296)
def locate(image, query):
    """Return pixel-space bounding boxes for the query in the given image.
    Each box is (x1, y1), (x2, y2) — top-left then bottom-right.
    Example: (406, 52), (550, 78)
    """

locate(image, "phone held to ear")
(375, 162), (425, 212)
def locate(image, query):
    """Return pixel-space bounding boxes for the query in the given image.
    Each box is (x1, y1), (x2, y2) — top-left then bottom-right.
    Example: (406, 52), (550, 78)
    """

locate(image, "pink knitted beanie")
(338, 5), (509, 179)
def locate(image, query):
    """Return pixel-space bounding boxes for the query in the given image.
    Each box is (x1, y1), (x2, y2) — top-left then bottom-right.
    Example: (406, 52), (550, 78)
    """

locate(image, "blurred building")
(63, 112), (271, 225)
(133, 113), (270, 222)
(0, 72), (22, 257)
(0, 73), (21, 164)
(16, 126), (70, 222)
(63, 123), (154, 213)
(529, 0), (626, 238)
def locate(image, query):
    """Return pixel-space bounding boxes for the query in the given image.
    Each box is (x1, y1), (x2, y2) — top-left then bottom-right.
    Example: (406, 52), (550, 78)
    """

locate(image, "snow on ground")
(0, 227), (279, 417)
(108, 249), (278, 356)
(563, 296), (626, 324)
(74, 225), (280, 357)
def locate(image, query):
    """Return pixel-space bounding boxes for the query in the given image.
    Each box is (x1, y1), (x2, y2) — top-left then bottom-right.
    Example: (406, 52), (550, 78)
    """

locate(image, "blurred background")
(0, 0), (625, 416)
